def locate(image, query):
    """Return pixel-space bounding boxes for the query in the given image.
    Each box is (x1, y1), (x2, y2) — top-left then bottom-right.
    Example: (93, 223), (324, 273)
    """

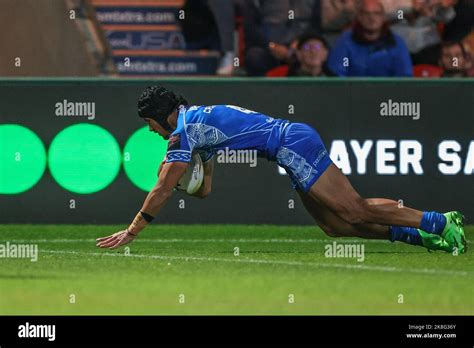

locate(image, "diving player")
(97, 86), (467, 254)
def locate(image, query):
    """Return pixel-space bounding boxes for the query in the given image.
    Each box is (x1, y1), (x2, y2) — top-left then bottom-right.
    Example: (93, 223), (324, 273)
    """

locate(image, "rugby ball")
(176, 153), (204, 194)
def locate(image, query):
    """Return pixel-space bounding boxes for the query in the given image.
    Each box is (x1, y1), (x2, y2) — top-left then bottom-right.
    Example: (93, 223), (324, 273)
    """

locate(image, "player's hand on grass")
(96, 230), (136, 249)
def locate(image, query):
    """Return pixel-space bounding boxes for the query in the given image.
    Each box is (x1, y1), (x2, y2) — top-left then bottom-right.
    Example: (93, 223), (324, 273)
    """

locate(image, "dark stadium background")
(0, 79), (472, 223)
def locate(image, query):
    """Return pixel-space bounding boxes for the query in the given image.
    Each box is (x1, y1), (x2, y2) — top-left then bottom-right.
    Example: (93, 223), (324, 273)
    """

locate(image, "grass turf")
(0, 224), (472, 315)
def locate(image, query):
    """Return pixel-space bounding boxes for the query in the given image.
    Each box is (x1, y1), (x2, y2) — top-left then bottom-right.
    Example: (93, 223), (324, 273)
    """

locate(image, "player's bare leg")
(308, 164), (424, 227)
(305, 164), (466, 252)
(297, 191), (391, 240)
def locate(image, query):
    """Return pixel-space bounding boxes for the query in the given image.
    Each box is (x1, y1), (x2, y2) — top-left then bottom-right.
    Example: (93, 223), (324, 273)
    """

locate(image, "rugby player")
(97, 86), (467, 254)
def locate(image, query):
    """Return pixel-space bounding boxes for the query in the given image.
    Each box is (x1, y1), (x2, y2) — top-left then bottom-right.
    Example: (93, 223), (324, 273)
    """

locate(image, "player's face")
(144, 118), (171, 140)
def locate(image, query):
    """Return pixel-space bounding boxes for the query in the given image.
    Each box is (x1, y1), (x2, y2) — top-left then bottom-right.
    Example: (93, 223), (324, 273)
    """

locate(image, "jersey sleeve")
(165, 131), (192, 163)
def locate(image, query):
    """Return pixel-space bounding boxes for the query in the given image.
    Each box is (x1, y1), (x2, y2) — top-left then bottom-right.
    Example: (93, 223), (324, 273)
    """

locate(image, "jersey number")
(225, 105), (255, 114)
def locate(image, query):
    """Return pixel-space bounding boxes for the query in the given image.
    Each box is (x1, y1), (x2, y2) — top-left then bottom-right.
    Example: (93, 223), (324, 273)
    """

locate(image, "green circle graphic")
(0, 124), (47, 194)
(123, 126), (168, 191)
(48, 124), (121, 194)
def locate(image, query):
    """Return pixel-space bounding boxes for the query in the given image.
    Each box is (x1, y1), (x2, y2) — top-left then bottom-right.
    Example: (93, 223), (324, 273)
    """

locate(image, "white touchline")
(39, 250), (471, 277)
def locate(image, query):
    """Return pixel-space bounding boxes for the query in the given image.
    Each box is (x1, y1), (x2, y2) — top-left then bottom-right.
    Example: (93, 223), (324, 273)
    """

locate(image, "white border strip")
(9, 238), (392, 243)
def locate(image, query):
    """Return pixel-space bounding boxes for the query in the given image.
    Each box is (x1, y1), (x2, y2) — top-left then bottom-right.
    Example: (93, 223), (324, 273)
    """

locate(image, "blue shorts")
(276, 123), (332, 192)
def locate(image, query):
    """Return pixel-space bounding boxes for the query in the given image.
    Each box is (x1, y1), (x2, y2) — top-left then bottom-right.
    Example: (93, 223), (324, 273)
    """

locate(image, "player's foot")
(418, 229), (452, 252)
(442, 211), (467, 254)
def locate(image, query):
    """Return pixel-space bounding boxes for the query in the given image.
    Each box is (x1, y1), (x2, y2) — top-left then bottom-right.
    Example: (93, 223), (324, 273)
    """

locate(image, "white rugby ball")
(176, 153), (204, 194)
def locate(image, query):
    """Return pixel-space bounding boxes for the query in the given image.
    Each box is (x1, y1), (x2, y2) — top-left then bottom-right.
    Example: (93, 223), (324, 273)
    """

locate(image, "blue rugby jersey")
(165, 105), (290, 163)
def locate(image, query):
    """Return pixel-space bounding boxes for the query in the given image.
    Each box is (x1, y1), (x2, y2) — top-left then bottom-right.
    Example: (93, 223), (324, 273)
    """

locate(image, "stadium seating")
(91, 0), (220, 75)
(265, 65), (290, 77)
(412, 64), (443, 78)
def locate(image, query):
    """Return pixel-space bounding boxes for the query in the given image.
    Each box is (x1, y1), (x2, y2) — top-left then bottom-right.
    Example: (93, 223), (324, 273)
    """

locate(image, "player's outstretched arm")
(96, 162), (188, 249)
(190, 158), (214, 199)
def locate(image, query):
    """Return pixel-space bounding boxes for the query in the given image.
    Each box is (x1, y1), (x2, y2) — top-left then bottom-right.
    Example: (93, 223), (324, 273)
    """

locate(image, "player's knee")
(320, 224), (343, 238)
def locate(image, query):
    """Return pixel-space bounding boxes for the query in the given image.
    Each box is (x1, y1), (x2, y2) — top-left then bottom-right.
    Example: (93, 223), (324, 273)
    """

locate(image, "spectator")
(380, 0), (412, 17)
(288, 32), (332, 76)
(390, 0), (457, 65)
(243, 0), (321, 76)
(439, 41), (471, 76)
(321, 0), (357, 45)
(462, 31), (474, 76)
(180, 0), (235, 75)
(327, 0), (413, 76)
(443, 0), (474, 42)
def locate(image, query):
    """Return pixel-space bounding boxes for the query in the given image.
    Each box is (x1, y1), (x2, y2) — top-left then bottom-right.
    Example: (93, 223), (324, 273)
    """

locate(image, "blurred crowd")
(180, 0), (474, 77)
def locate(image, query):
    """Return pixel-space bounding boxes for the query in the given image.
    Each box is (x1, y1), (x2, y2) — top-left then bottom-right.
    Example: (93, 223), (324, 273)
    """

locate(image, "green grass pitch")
(0, 224), (472, 315)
